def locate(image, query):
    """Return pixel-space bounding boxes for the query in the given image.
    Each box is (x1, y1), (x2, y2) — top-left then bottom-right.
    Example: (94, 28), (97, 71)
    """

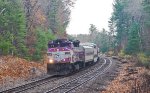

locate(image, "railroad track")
(0, 62), (99, 93)
(0, 58), (111, 93)
(44, 58), (112, 93)
(0, 75), (61, 93)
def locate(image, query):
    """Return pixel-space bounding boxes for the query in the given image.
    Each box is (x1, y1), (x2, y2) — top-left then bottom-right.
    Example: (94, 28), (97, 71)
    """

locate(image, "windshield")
(48, 43), (71, 48)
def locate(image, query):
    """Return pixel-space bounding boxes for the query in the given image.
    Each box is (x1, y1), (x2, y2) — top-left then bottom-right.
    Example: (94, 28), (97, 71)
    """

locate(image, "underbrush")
(118, 50), (150, 69)
(137, 53), (150, 69)
(118, 50), (132, 60)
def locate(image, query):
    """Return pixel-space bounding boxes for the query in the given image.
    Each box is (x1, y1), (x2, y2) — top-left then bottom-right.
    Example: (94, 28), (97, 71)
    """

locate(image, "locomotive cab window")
(60, 42), (71, 47)
(73, 40), (80, 47)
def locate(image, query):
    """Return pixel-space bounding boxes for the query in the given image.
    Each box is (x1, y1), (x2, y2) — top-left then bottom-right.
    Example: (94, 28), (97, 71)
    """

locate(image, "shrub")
(137, 53), (150, 69)
(118, 49), (125, 58)
(124, 55), (132, 60)
(108, 51), (114, 56)
(31, 28), (55, 61)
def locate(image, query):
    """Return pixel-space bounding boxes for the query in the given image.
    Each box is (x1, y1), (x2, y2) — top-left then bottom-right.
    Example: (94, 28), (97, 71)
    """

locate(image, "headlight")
(49, 59), (54, 64)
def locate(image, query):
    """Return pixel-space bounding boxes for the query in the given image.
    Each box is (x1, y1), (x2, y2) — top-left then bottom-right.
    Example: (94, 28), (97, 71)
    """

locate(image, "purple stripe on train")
(48, 47), (72, 52)
(54, 57), (71, 63)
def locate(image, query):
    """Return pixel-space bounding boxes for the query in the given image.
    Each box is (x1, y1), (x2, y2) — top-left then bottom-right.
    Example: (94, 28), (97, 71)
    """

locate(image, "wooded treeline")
(100, 0), (150, 67)
(0, 0), (75, 60)
(108, 0), (150, 55)
(80, 0), (150, 55)
(73, 24), (113, 53)
(73, 0), (150, 67)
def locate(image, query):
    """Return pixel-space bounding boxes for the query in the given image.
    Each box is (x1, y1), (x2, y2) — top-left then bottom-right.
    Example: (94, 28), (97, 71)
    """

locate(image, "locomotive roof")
(80, 43), (96, 46)
(48, 39), (80, 44)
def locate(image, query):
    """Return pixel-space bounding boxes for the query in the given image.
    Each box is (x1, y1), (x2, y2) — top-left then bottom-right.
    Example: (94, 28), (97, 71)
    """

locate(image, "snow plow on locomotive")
(47, 39), (99, 75)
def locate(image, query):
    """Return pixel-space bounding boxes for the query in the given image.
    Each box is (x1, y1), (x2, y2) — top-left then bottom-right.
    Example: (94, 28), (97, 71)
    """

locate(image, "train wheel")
(82, 62), (86, 68)
(75, 64), (80, 71)
(94, 57), (98, 63)
(69, 65), (74, 73)
(97, 56), (99, 61)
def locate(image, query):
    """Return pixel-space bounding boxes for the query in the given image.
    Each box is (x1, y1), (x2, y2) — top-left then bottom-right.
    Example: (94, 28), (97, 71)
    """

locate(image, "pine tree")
(47, 0), (74, 37)
(143, 0), (150, 26)
(89, 24), (98, 42)
(93, 29), (110, 53)
(112, 0), (129, 51)
(32, 28), (55, 60)
(125, 22), (140, 55)
(0, 0), (27, 56)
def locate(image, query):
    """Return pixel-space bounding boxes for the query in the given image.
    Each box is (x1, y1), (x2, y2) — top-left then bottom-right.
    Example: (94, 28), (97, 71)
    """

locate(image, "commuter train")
(47, 39), (99, 75)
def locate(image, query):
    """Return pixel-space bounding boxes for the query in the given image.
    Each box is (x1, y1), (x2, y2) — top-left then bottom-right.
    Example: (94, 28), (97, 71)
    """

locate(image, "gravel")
(23, 59), (105, 93)
(0, 57), (119, 93)
(74, 58), (122, 93)
(0, 69), (47, 92)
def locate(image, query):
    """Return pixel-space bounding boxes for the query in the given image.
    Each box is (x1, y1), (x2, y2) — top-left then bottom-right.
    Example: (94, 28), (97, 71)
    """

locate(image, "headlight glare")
(49, 59), (54, 64)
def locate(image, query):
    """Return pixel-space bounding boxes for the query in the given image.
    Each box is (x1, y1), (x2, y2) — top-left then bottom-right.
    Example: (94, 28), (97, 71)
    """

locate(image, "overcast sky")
(67, 0), (114, 35)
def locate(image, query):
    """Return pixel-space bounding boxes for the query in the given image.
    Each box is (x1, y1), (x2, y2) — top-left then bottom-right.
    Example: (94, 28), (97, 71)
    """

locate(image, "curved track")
(44, 58), (112, 93)
(0, 58), (112, 93)
(0, 75), (61, 93)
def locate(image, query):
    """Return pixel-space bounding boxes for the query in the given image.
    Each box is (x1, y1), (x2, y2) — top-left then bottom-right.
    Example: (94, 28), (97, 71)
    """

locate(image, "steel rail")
(45, 58), (111, 93)
(1, 58), (108, 93)
(64, 58), (112, 93)
(0, 75), (56, 93)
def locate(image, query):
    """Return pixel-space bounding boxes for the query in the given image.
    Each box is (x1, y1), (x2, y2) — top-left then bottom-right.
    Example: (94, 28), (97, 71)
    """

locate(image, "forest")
(0, 0), (75, 60)
(110, 0), (150, 68)
(0, 0), (150, 67)
(74, 0), (150, 68)
(0, 0), (149, 92)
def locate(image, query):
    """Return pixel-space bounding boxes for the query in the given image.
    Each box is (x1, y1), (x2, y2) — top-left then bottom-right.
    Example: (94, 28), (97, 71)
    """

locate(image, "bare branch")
(0, 8), (6, 15)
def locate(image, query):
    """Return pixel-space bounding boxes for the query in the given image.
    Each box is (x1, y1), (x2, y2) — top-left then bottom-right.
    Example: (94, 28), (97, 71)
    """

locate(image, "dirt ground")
(0, 56), (149, 93)
(0, 56), (47, 86)
(75, 57), (150, 93)
(101, 57), (150, 93)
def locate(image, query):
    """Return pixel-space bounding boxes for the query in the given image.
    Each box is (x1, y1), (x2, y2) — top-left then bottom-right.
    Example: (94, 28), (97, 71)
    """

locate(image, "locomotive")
(47, 39), (99, 75)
